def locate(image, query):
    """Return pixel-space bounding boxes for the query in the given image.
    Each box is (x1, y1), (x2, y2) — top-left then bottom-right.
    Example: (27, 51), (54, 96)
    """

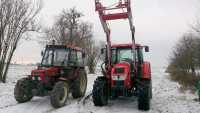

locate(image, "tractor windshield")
(41, 48), (69, 66)
(112, 48), (133, 64)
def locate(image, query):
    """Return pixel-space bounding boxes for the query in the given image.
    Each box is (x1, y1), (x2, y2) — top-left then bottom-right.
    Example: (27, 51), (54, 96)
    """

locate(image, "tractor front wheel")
(50, 81), (69, 108)
(92, 77), (108, 106)
(14, 78), (33, 103)
(138, 80), (151, 111)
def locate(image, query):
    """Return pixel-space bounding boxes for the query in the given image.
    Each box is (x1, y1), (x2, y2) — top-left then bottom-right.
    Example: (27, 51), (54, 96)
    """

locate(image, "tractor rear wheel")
(50, 81), (69, 108)
(14, 78), (33, 103)
(138, 80), (151, 111)
(92, 77), (108, 106)
(150, 80), (152, 99)
(72, 70), (87, 98)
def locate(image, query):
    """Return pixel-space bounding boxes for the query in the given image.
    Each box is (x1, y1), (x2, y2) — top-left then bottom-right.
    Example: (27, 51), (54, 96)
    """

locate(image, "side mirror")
(41, 51), (44, 56)
(101, 48), (104, 54)
(145, 46), (149, 52)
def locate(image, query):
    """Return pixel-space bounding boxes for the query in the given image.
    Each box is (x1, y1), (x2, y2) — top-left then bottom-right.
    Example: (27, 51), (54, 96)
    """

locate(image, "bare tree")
(167, 33), (200, 92)
(169, 33), (199, 74)
(42, 8), (82, 45)
(86, 40), (105, 73)
(42, 8), (101, 73)
(0, 0), (42, 83)
(191, 19), (200, 33)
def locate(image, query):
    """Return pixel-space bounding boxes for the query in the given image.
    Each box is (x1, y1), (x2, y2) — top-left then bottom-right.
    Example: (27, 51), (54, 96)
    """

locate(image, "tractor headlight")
(32, 76), (35, 80)
(32, 76), (41, 81)
(38, 77), (41, 80)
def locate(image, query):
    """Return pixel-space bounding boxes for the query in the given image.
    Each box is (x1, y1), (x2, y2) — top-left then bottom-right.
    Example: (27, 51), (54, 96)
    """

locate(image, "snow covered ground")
(0, 65), (200, 113)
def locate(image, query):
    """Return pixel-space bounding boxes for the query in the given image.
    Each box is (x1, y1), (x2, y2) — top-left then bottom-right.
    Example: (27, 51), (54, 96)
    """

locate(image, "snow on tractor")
(92, 0), (152, 111)
(14, 44), (87, 108)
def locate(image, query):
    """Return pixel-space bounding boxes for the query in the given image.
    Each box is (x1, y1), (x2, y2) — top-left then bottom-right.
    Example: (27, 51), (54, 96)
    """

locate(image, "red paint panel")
(31, 67), (59, 82)
(102, 13), (129, 21)
(46, 67), (59, 76)
(142, 62), (151, 79)
(111, 62), (132, 89)
(31, 70), (46, 82)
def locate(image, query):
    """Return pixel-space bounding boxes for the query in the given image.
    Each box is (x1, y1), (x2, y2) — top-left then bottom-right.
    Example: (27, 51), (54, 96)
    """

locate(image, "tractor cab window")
(135, 49), (138, 62)
(137, 47), (144, 63)
(111, 49), (117, 64)
(53, 49), (69, 66)
(77, 51), (84, 66)
(117, 48), (133, 62)
(69, 50), (77, 65)
(41, 49), (53, 66)
(41, 48), (69, 66)
(111, 48), (133, 64)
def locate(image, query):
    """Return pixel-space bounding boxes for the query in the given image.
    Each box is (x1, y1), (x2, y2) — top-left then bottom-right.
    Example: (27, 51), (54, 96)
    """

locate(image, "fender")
(142, 61), (151, 80)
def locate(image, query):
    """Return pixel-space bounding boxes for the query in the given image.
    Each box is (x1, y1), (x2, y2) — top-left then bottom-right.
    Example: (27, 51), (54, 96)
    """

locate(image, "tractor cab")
(40, 45), (84, 68)
(102, 44), (149, 67)
(111, 46), (133, 64)
(111, 44), (149, 64)
(31, 45), (85, 83)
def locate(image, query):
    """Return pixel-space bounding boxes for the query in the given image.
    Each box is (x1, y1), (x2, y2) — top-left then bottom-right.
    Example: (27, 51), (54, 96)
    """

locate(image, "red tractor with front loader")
(14, 44), (87, 108)
(92, 0), (152, 111)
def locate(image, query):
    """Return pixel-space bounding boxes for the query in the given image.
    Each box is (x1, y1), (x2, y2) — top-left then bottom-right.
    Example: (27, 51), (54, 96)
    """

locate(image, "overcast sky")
(12, 0), (199, 67)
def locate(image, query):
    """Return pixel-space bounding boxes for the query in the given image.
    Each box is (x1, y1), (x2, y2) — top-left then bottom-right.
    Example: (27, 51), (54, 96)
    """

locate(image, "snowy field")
(0, 65), (200, 113)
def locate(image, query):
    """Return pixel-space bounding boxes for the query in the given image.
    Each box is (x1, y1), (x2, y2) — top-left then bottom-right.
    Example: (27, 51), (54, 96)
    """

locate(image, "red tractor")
(92, 0), (152, 111)
(14, 44), (87, 108)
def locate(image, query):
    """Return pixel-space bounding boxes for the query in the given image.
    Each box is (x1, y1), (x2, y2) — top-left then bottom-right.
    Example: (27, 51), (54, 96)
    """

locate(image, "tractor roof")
(46, 45), (83, 51)
(111, 43), (141, 48)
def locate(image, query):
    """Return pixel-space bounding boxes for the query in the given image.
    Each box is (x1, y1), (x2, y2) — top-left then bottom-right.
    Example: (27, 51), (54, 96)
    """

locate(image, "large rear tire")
(138, 80), (151, 111)
(50, 81), (69, 108)
(92, 77), (108, 106)
(14, 78), (33, 103)
(150, 80), (152, 99)
(72, 70), (87, 98)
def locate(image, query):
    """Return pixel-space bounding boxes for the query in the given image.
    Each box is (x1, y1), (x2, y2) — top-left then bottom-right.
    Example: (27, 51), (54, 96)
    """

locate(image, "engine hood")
(31, 67), (60, 76)
(111, 62), (130, 75)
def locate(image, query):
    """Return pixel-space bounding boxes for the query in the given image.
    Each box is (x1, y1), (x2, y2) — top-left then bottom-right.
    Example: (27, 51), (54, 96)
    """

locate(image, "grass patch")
(166, 68), (200, 93)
